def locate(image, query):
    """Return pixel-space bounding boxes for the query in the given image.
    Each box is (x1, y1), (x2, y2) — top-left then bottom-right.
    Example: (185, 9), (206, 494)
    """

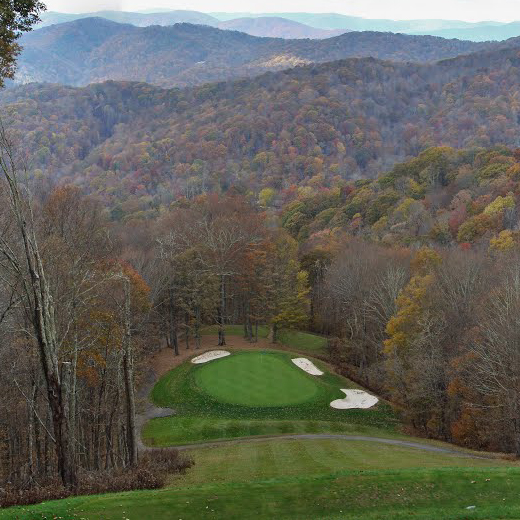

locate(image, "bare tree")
(0, 124), (76, 488)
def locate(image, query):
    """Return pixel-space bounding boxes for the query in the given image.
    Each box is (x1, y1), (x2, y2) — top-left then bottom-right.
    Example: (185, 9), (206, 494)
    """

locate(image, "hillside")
(217, 17), (345, 39)
(38, 9), (218, 28)
(3, 43), (520, 217)
(414, 21), (520, 41)
(13, 18), (496, 88)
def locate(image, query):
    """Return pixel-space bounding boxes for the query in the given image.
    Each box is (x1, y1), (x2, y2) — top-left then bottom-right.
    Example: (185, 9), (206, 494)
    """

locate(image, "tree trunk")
(270, 323), (278, 344)
(122, 276), (138, 467)
(195, 306), (201, 349)
(218, 274), (226, 346)
(27, 380), (37, 480)
(58, 361), (77, 488)
(184, 312), (190, 349)
(0, 135), (78, 489)
(168, 285), (179, 356)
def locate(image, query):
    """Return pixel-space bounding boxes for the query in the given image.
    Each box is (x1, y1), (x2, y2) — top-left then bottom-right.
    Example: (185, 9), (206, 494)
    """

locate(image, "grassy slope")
(201, 324), (328, 353)
(143, 350), (396, 446)
(3, 439), (517, 520)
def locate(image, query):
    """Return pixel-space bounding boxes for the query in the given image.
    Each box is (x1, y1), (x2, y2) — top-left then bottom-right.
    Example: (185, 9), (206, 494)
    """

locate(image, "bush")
(0, 449), (193, 508)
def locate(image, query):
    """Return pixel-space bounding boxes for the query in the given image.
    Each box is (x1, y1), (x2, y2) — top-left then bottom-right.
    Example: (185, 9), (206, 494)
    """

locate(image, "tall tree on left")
(0, 0), (45, 86)
(0, 125), (77, 489)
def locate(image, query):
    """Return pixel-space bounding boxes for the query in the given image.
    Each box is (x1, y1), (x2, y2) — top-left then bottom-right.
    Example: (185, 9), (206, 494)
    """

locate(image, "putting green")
(194, 352), (320, 407)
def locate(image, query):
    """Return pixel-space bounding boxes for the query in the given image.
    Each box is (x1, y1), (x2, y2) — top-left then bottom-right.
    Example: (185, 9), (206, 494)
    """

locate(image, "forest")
(288, 145), (520, 454)
(2, 44), (520, 221)
(6, 139), (520, 505)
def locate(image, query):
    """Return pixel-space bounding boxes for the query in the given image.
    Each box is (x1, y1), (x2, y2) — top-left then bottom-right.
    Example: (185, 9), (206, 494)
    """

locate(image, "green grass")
(144, 350), (397, 446)
(277, 329), (327, 353)
(201, 324), (327, 353)
(3, 440), (517, 520)
(178, 439), (509, 485)
(194, 352), (321, 407)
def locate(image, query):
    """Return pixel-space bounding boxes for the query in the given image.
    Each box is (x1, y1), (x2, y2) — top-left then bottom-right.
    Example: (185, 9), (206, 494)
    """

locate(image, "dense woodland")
(2, 45), (520, 220)
(290, 145), (520, 454)
(0, 151), (308, 501)
(14, 18), (499, 88)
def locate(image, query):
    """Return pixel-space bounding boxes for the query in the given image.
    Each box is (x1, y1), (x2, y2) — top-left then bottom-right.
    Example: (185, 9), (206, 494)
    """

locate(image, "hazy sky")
(44, 0), (520, 22)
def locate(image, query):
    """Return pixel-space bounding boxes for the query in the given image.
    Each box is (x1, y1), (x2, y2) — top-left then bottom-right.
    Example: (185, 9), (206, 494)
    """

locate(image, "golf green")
(194, 352), (320, 407)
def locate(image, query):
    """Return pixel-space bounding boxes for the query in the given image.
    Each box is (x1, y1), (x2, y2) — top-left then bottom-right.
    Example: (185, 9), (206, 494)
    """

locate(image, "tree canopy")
(0, 0), (45, 85)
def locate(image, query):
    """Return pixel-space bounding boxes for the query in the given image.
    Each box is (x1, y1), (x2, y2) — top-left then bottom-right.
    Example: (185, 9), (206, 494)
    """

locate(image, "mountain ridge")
(14, 18), (499, 88)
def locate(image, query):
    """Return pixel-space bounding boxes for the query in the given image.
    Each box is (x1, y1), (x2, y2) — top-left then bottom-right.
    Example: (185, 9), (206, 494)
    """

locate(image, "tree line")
(315, 240), (520, 455)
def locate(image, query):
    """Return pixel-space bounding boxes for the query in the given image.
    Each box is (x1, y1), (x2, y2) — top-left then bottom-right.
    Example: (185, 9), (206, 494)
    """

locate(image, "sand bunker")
(330, 389), (379, 409)
(191, 350), (231, 364)
(291, 358), (324, 376)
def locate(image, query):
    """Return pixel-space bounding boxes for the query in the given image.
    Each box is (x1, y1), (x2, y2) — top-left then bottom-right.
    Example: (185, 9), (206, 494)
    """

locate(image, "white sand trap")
(330, 389), (379, 409)
(291, 358), (324, 376)
(191, 350), (231, 364)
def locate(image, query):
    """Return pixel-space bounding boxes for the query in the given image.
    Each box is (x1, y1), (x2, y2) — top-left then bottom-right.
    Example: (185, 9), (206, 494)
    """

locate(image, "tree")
(456, 260), (520, 455)
(0, 0), (45, 85)
(0, 124), (76, 488)
(266, 233), (309, 343)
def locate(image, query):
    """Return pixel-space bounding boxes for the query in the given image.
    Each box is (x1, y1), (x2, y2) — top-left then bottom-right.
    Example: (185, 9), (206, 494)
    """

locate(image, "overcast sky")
(44, 0), (520, 22)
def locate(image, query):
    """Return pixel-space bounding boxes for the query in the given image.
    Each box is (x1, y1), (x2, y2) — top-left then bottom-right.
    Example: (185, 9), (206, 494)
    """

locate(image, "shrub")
(0, 449), (193, 509)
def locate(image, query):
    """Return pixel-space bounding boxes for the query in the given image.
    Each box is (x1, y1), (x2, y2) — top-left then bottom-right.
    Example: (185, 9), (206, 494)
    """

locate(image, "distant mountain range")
(412, 22), (520, 42)
(39, 11), (344, 40)
(209, 12), (505, 32)
(39, 10), (217, 28)
(38, 10), (520, 42)
(210, 12), (518, 41)
(14, 18), (500, 88)
(217, 17), (345, 39)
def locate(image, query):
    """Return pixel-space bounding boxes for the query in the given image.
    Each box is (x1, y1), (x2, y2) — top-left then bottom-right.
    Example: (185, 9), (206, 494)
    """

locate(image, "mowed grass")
(201, 324), (328, 354)
(194, 353), (320, 407)
(3, 439), (517, 520)
(178, 439), (510, 485)
(144, 350), (397, 446)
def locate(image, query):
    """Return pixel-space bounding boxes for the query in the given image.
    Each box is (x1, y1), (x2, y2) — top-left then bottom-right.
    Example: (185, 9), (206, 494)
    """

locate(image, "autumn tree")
(0, 124), (77, 488)
(0, 0), (45, 85)
(266, 232), (309, 343)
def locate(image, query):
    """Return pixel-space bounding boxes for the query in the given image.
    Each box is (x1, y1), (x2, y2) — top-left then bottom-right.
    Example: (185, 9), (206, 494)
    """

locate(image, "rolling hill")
(3, 41), (520, 218)
(14, 18), (496, 88)
(38, 9), (218, 28)
(216, 17), (346, 39)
